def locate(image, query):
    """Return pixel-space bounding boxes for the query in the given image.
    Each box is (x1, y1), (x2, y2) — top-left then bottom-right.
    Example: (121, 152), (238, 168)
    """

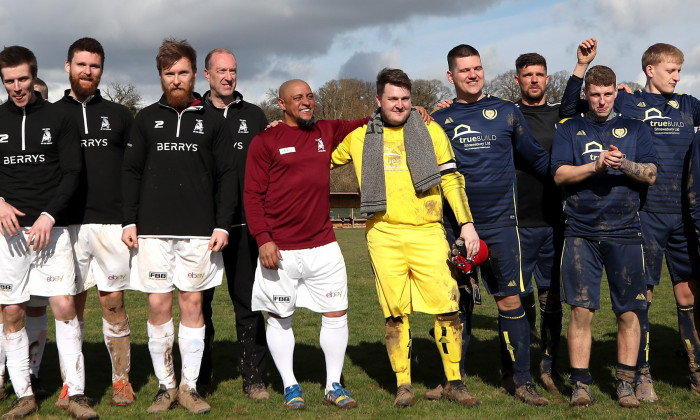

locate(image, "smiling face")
(2, 63), (35, 107)
(66, 50), (103, 101)
(278, 80), (315, 127)
(447, 55), (484, 102)
(516, 64), (549, 105)
(376, 83), (411, 126)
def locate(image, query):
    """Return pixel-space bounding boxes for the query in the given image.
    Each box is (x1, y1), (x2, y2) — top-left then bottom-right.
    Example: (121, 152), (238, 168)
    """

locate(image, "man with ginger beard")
(121, 38), (236, 414)
(51, 37), (136, 408)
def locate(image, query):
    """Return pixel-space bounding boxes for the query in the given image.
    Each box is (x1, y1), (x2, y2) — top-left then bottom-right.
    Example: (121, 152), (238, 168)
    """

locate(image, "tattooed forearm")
(619, 159), (657, 185)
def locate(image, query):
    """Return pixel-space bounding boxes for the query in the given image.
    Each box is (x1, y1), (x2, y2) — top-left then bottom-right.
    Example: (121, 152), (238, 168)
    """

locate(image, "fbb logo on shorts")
(273, 295), (291, 303)
(0, 283), (12, 291)
(326, 290), (342, 298)
(149, 272), (167, 280)
(46, 275), (63, 282)
(108, 274), (126, 281)
(188, 272), (204, 279)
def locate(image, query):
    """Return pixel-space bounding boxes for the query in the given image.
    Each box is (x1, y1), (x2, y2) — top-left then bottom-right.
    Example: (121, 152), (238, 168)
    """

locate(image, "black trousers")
(201, 226), (267, 387)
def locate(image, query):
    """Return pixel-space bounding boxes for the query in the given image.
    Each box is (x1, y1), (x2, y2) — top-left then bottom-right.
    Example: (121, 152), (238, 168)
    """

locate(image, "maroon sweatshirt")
(244, 118), (367, 250)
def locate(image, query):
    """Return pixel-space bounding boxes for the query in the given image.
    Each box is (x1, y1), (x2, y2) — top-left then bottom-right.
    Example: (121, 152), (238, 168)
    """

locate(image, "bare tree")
(483, 70), (520, 102)
(545, 70), (570, 104)
(257, 88), (283, 122)
(411, 79), (452, 108)
(103, 82), (142, 115)
(619, 81), (644, 93)
(315, 78), (375, 120)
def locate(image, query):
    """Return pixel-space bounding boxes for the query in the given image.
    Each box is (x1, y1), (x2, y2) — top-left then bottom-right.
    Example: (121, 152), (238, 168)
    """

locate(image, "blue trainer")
(284, 384), (305, 410)
(323, 383), (357, 409)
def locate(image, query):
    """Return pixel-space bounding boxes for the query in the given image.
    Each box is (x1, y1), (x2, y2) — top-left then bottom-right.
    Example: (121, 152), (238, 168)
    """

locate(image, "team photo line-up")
(0, 33), (697, 419)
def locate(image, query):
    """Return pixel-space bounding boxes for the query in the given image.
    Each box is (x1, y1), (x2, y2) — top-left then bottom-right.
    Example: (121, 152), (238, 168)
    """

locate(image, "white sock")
(103, 317), (131, 382)
(178, 323), (205, 390)
(266, 316), (297, 388)
(4, 327), (31, 398)
(0, 323), (5, 387)
(55, 316), (85, 396)
(320, 314), (349, 392)
(26, 313), (47, 377)
(147, 319), (176, 389)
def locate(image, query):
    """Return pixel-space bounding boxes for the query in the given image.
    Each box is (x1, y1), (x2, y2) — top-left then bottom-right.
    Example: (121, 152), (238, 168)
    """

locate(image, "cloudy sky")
(6, 0), (699, 105)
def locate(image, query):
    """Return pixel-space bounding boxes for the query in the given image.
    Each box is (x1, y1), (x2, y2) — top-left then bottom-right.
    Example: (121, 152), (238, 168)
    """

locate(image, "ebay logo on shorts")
(326, 290), (342, 298)
(188, 272), (204, 279)
(46, 276), (63, 282)
(108, 274), (126, 280)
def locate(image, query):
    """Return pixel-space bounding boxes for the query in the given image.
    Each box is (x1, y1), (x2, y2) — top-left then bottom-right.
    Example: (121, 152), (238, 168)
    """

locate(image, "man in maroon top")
(244, 79), (366, 410)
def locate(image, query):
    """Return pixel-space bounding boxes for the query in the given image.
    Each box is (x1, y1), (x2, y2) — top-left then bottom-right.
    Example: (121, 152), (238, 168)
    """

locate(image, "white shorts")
(251, 241), (348, 317)
(0, 227), (76, 304)
(69, 224), (131, 293)
(130, 237), (223, 293)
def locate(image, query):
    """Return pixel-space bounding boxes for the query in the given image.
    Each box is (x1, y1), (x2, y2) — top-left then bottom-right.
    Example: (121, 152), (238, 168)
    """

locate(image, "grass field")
(4, 228), (699, 419)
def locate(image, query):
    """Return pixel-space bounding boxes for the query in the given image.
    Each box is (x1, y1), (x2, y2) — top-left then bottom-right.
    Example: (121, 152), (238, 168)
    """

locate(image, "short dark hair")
(204, 48), (234, 70)
(641, 43), (684, 69)
(515, 53), (547, 74)
(156, 38), (197, 73)
(0, 46), (37, 80)
(376, 68), (411, 96)
(34, 77), (48, 100)
(447, 44), (480, 70)
(67, 37), (105, 66)
(584, 65), (616, 89)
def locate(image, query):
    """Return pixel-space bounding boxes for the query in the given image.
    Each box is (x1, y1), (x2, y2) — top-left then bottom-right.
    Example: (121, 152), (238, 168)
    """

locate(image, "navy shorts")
(640, 211), (700, 285)
(475, 226), (523, 297)
(560, 237), (647, 313)
(519, 226), (559, 294)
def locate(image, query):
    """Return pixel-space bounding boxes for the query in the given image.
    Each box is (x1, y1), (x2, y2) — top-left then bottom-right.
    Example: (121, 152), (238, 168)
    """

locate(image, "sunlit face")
(376, 83), (411, 126)
(447, 55), (484, 99)
(278, 81), (315, 127)
(584, 84), (617, 119)
(516, 64), (549, 103)
(204, 51), (237, 100)
(646, 59), (681, 95)
(66, 50), (103, 100)
(2, 63), (35, 107)
(160, 57), (196, 109)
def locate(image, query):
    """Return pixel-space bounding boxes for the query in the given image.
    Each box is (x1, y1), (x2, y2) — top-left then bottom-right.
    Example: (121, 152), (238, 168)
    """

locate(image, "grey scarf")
(360, 108), (441, 217)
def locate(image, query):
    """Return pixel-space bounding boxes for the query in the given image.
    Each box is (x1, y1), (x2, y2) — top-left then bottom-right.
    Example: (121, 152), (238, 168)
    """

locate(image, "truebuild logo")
(582, 141), (604, 161)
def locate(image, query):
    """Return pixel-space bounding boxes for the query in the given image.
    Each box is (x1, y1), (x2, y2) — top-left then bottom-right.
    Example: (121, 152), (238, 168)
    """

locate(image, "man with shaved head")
(244, 79), (368, 410)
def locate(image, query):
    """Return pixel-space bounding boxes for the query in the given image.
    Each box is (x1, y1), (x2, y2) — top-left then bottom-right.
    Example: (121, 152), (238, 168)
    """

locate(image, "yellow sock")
(385, 316), (411, 386)
(435, 313), (462, 381)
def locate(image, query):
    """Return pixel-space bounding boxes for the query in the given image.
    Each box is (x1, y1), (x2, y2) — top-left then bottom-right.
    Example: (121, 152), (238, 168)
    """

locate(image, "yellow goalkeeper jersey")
(331, 121), (473, 226)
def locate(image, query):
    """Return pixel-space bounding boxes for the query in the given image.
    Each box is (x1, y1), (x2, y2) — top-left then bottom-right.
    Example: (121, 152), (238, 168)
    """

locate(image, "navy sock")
(637, 301), (651, 369)
(677, 304), (700, 369)
(539, 289), (562, 373)
(570, 367), (593, 385)
(498, 306), (531, 387)
(458, 310), (471, 377)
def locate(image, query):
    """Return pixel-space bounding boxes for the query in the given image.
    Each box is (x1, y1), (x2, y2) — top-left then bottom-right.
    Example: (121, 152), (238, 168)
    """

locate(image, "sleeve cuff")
(213, 228), (229, 236)
(122, 224), (136, 230)
(40, 212), (55, 224)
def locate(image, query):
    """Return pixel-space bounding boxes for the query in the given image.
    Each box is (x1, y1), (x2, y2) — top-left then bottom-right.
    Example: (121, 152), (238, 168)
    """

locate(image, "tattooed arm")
(618, 159), (657, 185)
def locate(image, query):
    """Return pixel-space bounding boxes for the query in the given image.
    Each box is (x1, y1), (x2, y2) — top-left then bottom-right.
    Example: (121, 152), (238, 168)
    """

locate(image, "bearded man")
(49, 37), (136, 409)
(121, 38), (236, 415)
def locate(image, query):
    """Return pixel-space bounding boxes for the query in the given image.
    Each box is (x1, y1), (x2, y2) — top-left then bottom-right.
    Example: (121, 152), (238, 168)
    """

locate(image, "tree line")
(102, 71), (643, 193)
